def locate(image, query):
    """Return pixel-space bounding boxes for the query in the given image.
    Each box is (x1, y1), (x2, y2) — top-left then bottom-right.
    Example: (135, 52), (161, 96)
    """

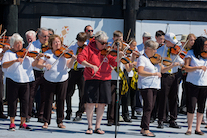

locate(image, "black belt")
(162, 72), (178, 76)
(33, 69), (44, 73)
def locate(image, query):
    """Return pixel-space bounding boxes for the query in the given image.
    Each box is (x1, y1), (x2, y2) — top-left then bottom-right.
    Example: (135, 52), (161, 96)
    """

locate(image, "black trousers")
(107, 80), (129, 123)
(7, 78), (29, 117)
(186, 82), (207, 114)
(28, 70), (46, 119)
(0, 67), (4, 114)
(158, 73), (180, 123)
(128, 77), (137, 116)
(140, 88), (158, 130)
(43, 79), (68, 125)
(66, 69), (85, 117)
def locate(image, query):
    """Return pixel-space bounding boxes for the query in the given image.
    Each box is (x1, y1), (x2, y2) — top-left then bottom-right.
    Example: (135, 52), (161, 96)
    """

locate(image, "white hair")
(94, 31), (108, 41)
(144, 40), (158, 50)
(37, 27), (48, 36)
(25, 30), (36, 38)
(10, 33), (24, 48)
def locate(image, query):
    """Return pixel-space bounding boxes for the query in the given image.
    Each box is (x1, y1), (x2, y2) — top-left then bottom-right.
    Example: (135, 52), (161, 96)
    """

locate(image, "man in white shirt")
(27, 27), (49, 123)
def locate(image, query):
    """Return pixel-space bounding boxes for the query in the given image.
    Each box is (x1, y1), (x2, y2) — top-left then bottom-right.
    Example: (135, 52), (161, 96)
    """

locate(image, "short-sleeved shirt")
(41, 49), (69, 82)
(185, 50), (207, 86)
(136, 54), (160, 89)
(137, 43), (144, 55)
(2, 50), (35, 83)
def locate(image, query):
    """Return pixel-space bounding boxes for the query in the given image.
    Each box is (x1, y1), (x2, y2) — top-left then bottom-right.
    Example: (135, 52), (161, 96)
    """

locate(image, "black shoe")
(157, 121), (164, 129)
(123, 116), (132, 122)
(0, 114), (8, 119)
(136, 111), (142, 115)
(37, 118), (44, 123)
(131, 115), (138, 119)
(73, 116), (82, 121)
(65, 114), (71, 120)
(169, 122), (181, 129)
(150, 117), (155, 123)
(107, 122), (113, 126)
(26, 118), (30, 123)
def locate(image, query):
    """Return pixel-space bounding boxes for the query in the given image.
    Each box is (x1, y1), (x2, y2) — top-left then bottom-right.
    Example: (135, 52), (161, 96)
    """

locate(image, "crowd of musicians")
(0, 25), (207, 137)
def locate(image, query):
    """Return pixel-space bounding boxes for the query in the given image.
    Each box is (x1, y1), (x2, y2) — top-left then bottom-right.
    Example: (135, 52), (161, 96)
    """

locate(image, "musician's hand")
(118, 51), (124, 58)
(153, 72), (161, 78)
(45, 64), (52, 70)
(37, 53), (44, 58)
(91, 65), (99, 74)
(172, 62), (180, 67)
(199, 66), (207, 71)
(3, 45), (10, 52)
(16, 58), (23, 64)
(71, 54), (77, 60)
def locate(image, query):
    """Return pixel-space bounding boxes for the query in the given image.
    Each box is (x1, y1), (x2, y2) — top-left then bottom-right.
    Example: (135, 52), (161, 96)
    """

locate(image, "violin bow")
(91, 42), (116, 78)
(21, 42), (33, 64)
(49, 41), (74, 70)
(171, 39), (189, 63)
(0, 24), (2, 35)
(0, 29), (7, 40)
(126, 28), (131, 42)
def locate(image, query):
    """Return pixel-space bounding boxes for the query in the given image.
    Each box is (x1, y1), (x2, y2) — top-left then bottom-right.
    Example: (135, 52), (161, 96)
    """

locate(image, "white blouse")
(2, 50), (35, 83)
(185, 50), (207, 86)
(42, 49), (69, 82)
(137, 55), (161, 89)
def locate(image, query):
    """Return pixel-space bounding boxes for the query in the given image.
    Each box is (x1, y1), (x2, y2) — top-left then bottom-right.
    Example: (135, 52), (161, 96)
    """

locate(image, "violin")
(201, 51), (207, 59)
(54, 47), (74, 58)
(120, 57), (130, 64)
(41, 42), (49, 53)
(0, 36), (8, 42)
(170, 45), (187, 59)
(150, 53), (172, 66)
(77, 44), (86, 53)
(0, 42), (10, 48)
(16, 48), (50, 59)
(101, 46), (118, 57)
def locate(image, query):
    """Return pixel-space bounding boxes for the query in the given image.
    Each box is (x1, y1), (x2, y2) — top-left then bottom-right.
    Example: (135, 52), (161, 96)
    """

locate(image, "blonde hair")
(48, 34), (63, 49)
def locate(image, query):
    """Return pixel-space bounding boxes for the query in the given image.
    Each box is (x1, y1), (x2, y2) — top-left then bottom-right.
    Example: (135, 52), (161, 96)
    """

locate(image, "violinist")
(156, 32), (183, 129)
(150, 30), (165, 123)
(107, 30), (123, 46)
(137, 40), (161, 137)
(0, 40), (10, 119)
(124, 38), (140, 120)
(26, 27), (49, 123)
(25, 30), (36, 44)
(84, 25), (94, 45)
(137, 32), (152, 55)
(155, 30), (165, 49)
(2, 33), (42, 131)
(179, 34), (196, 115)
(65, 32), (87, 121)
(184, 36), (207, 135)
(77, 31), (124, 134)
(107, 39), (131, 126)
(36, 34), (76, 129)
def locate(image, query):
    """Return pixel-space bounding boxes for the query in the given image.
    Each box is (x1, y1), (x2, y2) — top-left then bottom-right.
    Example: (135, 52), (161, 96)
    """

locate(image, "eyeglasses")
(41, 35), (49, 38)
(87, 30), (93, 33)
(98, 40), (108, 45)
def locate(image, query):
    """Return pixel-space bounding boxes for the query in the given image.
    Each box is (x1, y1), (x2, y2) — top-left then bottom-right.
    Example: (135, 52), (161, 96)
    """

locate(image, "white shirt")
(137, 43), (144, 55)
(137, 55), (161, 89)
(111, 62), (124, 80)
(27, 40), (42, 71)
(42, 49), (69, 82)
(2, 50), (35, 83)
(185, 50), (207, 86)
(0, 48), (3, 65)
(156, 45), (184, 74)
(127, 47), (139, 77)
(69, 42), (85, 69)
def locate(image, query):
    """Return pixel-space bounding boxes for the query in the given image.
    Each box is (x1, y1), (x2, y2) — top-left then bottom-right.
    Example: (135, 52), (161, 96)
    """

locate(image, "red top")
(77, 38), (117, 80)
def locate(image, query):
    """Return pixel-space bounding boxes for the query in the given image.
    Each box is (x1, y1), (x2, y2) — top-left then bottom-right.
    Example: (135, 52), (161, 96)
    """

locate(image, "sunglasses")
(41, 35), (49, 38)
(98, 40), (108, 45)
(87, 30), (93, 32)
